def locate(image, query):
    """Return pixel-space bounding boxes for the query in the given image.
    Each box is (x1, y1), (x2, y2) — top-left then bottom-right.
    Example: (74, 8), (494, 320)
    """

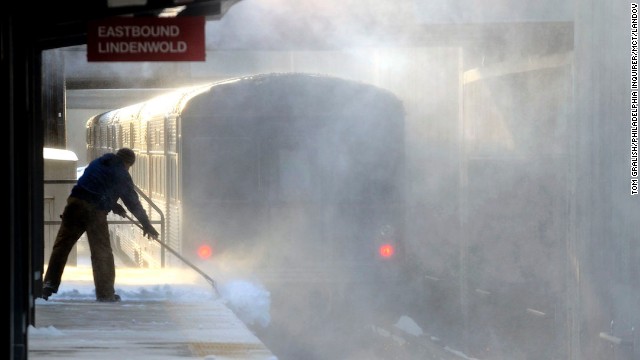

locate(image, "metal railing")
(43, 179), (218, 292)
(43, 179), (166, 264)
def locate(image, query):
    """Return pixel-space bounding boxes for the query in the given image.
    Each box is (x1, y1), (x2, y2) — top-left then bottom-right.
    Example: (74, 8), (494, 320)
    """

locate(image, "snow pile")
(28, 325), (64, 337)
(394, 315), (424, 337)
(218, 279), (271, 328)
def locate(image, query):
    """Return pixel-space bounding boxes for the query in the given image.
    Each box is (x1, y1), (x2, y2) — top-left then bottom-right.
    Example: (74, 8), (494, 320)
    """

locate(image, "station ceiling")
(24, 0), (241, 49)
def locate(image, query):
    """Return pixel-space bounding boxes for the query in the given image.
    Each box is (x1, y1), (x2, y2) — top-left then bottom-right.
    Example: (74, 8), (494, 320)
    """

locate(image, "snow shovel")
(121, 213), (220, 296)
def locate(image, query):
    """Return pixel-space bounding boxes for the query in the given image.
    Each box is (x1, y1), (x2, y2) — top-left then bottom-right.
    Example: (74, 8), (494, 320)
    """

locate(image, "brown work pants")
(43, 197), (116, 300)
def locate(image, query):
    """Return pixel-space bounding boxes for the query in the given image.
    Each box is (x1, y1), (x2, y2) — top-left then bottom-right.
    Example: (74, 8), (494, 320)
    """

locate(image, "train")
(85, 72), (407, 289)
(84, 65), (619, 360)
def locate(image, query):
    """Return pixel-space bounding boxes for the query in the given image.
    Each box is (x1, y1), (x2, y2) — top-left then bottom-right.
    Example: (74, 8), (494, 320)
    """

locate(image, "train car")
(86, 73), (406, 292)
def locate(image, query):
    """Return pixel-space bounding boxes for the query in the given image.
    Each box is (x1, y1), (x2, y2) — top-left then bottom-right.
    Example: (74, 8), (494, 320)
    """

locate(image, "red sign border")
(87, 16), (206, 62)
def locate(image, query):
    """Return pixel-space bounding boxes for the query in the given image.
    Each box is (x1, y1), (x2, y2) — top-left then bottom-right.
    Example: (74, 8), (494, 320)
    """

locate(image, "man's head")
(116, 148), (136, 166)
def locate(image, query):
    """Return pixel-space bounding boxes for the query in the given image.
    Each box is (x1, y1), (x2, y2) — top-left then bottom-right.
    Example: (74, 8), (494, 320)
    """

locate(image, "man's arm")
(119, 176), (159, 240)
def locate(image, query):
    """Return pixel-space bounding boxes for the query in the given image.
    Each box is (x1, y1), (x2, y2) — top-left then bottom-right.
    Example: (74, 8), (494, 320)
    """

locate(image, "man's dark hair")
(116, 148), (136, 165)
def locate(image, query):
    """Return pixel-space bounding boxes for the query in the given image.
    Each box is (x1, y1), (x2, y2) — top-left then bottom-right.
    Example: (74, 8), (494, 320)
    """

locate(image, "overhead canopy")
(24, 0), (242, 49)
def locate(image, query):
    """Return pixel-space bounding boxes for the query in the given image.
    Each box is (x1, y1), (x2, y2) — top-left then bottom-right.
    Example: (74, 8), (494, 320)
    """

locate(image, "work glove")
(142, 223), (159, 240)
(112, 203), (127, 218)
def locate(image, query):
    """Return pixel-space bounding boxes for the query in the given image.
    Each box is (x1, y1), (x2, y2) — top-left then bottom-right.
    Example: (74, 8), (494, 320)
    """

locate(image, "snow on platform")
(29, 262), (275, 360)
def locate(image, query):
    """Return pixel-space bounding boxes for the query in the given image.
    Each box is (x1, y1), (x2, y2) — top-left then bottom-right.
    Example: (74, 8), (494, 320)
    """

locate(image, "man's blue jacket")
(70, 153), (151, 226)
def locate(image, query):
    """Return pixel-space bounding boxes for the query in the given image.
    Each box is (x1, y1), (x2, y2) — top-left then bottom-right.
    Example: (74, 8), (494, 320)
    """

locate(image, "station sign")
(87, 16), (205, 62)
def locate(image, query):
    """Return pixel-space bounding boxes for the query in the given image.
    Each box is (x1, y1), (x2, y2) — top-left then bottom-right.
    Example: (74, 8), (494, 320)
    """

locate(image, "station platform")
(30, 298), (274, 360)
(28, 243), (275, 360)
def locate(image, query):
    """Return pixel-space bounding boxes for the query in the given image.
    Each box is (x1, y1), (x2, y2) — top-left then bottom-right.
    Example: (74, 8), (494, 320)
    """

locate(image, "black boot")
(41, 282), (57, 301)
(96, 294), (121, 302)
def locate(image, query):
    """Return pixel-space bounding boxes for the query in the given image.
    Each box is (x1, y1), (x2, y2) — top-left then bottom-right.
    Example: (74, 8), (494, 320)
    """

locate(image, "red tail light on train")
(378, 243), (395, 259)
(376, 225), (398, 260)
(197, 244), (213, 260)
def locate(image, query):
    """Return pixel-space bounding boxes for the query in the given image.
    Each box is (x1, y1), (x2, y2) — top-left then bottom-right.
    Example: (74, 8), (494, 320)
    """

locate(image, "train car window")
(147, 116), (164, 151)
(157, 156), (161, 197)
(167, 117), (177, 152)
(133, 155), (149, 193)
(100, 125), (106, 148)
(168, 156), (178, 201)
(154, 129), (161, 147)
(130, 155), (138, 185)
(115, 125), (120, 149)
(128, 123), (134, 148)
(150, 155), (165, 199)
(150, 156), (156, 197)
(110, 126), (116, 149)
(141, 123), (148, 147)
(133, 121), (140, 149)
(96, 126), (101, 151)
